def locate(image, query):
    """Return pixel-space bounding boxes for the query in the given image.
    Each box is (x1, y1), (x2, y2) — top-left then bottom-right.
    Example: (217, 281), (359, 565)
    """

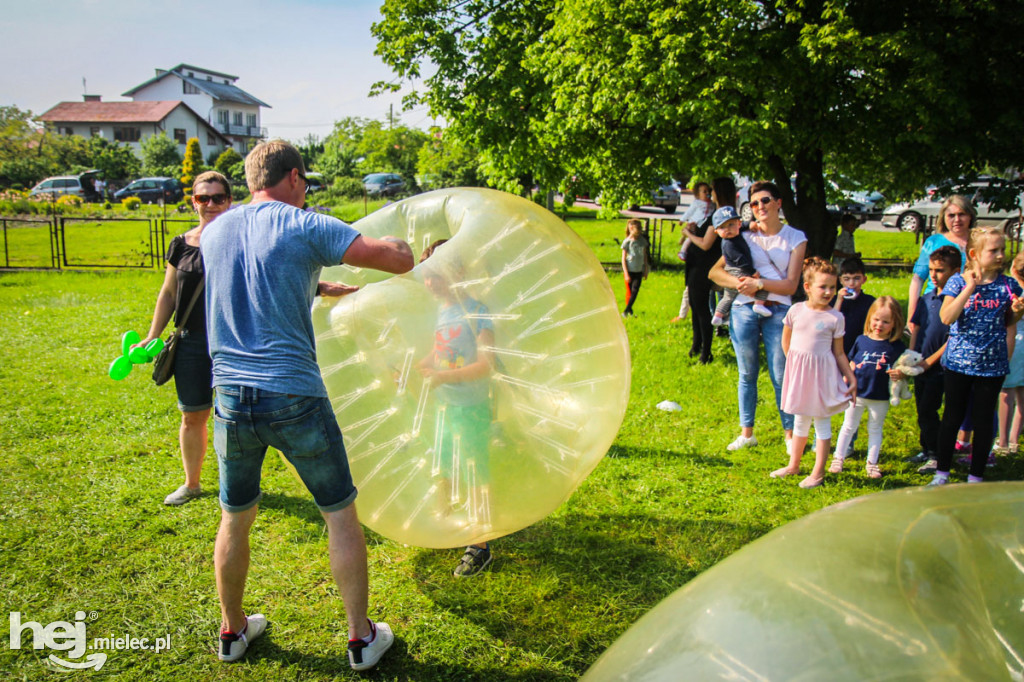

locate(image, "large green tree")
(373, 0), (1024, 255)
(317, 116), (430, 184)
(140, 133), (182, 178)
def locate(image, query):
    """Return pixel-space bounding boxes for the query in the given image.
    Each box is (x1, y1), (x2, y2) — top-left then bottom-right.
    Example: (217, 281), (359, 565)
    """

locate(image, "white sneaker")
(752, 302), (773, 318)
(711, 314), (725, 327)
(348, 620), (394, 671)
(926, 474), (949, 487)
(727, 435), (757, 451)
(218, 613), (267, 662)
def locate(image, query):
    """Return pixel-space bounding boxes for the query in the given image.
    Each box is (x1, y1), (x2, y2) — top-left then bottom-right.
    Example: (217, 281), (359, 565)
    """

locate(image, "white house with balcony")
(123, 64), (270, 155)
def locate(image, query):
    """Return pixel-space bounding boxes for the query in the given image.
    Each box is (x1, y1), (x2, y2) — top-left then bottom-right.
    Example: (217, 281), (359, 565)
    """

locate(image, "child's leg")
(772, 414), (810, 476)
(863, 399), (891, 476)
(714, 288), (737, 321)
(914, 370), (943, 457)
(623, 270), (642, 314)
(968, 375), (1005, 480)
(997, 389), (1014, 448)
(831, 399), (864, 470)
(808, 417), (833, 482)
(936, 370), (972, 477)
(1010, 387), (1024, 451)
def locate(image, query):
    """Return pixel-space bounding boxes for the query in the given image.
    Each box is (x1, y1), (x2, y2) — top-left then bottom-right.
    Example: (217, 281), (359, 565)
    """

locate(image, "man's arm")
(342, 235), (414, 274)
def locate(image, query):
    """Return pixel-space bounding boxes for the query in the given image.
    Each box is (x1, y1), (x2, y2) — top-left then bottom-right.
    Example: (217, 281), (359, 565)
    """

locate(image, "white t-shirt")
(735, 224), (807, 306)
(678, 198), (712, 225)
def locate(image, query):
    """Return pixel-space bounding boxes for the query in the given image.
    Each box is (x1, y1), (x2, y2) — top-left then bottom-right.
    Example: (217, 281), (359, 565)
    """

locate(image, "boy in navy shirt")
(907, 246), (960, 471)
(832, 257), (876, 355)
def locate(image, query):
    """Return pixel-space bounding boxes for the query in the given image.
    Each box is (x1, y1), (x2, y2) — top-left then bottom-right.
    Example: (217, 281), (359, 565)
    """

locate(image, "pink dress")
(781, 303), (851, 417)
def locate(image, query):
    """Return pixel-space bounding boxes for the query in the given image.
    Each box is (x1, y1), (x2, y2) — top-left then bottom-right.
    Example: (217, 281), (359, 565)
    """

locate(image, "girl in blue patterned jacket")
(930, 227), (1024, 485)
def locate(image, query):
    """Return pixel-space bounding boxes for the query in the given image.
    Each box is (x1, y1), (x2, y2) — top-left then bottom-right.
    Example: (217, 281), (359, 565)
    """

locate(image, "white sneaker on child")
(752, 302), (773, 318)
(727, 435), (757, 451)
(711, 314), (725, 327)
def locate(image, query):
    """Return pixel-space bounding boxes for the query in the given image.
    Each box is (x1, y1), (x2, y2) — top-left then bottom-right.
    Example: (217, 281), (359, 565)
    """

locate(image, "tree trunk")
(767, 150), (837, 259)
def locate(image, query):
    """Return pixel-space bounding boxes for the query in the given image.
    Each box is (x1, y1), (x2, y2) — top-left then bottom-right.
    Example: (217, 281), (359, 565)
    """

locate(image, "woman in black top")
(137, 171), (233, 505)
(679, 176), (734, 364)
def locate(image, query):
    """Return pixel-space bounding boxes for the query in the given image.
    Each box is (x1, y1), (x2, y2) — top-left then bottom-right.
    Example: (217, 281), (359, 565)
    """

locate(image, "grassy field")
(1, 225), (1019, 680)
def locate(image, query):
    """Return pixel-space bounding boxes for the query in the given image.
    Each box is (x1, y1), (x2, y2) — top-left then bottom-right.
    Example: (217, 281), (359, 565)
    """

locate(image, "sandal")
(453, 544), (492, 578)
(865, 463), (882, 479)
(828, 457), (844, 474)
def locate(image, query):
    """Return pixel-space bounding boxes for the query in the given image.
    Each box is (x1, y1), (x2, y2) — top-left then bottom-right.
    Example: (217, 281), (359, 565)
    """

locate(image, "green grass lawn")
(1, 232), (1019, 679)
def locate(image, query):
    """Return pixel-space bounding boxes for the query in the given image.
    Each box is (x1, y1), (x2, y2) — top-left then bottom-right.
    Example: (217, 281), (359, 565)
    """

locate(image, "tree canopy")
(373, 0), (1024, 255)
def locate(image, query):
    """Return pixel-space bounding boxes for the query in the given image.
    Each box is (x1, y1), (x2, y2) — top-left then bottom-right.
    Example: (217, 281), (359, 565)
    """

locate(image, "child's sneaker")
(727, 434), (757, 451)
(987, 451), (997, 467)
(711, 314), (725, 327)
(348, 620), (394, 671)
(917, 458), (938, 474)
(218, 613), (267, 662)
(904, 451), (931, 463)
(828, 457), (844, 474)
(752, 302), (773, 318)
(865, 463), (882, 479)
(926, 473), (949, 486)
(954, 442), (972, 455)
(453, 544), (493, 578)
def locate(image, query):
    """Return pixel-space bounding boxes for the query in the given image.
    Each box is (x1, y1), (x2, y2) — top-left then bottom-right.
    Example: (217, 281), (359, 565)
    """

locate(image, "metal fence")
(0, 215), (198, 271)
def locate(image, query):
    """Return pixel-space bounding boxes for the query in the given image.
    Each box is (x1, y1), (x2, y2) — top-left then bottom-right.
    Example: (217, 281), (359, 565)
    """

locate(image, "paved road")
(573, 196), (892, 232)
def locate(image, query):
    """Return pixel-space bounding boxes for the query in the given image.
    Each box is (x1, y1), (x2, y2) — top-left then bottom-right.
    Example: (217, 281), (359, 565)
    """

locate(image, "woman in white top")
(710, 181), (807, 451)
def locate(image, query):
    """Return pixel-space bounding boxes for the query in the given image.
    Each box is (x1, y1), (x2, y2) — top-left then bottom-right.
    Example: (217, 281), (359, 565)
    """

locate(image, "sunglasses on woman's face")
(194, 193), (229, 205)
(752, 196), (776, 207)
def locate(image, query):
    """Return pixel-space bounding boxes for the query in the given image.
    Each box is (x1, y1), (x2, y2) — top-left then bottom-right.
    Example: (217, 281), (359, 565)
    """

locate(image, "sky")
(0, 0), (432, 142)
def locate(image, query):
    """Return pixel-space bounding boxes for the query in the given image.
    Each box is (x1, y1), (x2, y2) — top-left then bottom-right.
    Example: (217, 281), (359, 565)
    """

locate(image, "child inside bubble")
(417, 239), (498, 577)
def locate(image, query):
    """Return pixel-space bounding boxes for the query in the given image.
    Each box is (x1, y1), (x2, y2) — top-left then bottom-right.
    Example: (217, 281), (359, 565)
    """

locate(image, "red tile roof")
(39, 101), (182, 123)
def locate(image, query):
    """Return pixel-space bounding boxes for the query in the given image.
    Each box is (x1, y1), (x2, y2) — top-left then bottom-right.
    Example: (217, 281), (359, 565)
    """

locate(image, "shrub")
(230, 184), (250, 201)
(333, 177), (365, 199)
(103, 201), (112, 210)
(56, 194), (83, 208)
(122, 197), (142, 211)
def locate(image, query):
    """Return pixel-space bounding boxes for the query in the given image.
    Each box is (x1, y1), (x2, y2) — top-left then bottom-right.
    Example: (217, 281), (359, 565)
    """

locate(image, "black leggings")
(624, 271), (643, 314)
(937, 369), (1005, 478)
(687, 267), (714, 357)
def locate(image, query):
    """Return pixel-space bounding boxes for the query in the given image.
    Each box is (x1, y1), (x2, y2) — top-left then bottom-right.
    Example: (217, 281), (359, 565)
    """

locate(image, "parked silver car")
(363, 173), (406, 197)
(882, 180), (1023, 233)
(650, 181), (681, 214)
(29, 170), (101, 200)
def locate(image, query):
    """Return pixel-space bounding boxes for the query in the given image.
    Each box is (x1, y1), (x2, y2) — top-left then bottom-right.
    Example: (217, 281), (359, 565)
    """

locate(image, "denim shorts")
(213, 386), (358, 513)
(173, 330), (213, 412)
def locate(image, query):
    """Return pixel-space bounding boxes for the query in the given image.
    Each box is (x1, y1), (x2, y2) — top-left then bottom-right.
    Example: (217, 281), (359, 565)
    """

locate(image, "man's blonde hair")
(245, 139), (305, 192)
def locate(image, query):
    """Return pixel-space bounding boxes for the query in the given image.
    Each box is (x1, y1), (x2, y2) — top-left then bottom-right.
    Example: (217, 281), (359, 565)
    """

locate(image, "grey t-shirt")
(200, 201), (359, 396)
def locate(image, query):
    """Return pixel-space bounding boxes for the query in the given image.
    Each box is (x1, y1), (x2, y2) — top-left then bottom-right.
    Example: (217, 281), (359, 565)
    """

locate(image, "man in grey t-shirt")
(201, 140), (413, 670)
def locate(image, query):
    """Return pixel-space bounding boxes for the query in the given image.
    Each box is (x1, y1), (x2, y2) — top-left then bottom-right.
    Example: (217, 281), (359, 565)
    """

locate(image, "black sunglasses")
(297, 171), (313, 195)
(752, 196), (776, 207)
(194, 193), (229, 205)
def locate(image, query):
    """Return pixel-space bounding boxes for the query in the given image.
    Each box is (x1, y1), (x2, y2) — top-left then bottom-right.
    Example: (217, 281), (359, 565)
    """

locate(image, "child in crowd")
(906, 246), (959, 472)
(930, 227), (1024, 485)
(772, 257), (857, 489)
(997, 249), (1024, 455)
(709, 206), (772, 326)
(621, 219), (649, 318)
(832, 213), (862, 266)
(830, 297), (906, 478)
(832, 257), (876, 356)
(676, 181), (714, 262)
(418, 240), (497, 577)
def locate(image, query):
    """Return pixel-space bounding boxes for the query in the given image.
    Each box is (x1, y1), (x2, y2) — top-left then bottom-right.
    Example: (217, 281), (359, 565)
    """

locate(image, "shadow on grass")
(405, 511), (769, 675)
(606, 444), (733, 468)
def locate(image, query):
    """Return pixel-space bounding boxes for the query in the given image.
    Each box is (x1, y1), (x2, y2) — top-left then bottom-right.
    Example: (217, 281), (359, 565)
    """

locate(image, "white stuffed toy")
(889, 349), (925, 406)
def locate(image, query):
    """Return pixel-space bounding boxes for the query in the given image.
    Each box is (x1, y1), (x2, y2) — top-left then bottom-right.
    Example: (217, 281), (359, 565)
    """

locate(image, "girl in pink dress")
(771, 257), (857, 488)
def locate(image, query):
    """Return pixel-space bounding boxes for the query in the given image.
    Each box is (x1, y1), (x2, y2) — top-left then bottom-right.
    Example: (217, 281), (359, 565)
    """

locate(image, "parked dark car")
(363, 173), (406, 197)
(113, 177), (184, 204)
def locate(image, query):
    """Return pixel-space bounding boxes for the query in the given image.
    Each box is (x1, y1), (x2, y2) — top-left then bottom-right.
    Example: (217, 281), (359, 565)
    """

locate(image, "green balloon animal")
(108, 330), (164, 380)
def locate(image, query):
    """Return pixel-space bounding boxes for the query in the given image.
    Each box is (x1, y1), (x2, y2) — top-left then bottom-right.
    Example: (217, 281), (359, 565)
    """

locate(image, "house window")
(217, 110), (229, 125)
(207, 132), (216, 145)
(232, 111), (243, 126)
(183, 81), (201, 95)
(173, 128), (187, 144)
(58, 126), (74, 135)
(90, 127), (101, 137)
(113, 126), (141, 142)
(246, 114), (256, 127)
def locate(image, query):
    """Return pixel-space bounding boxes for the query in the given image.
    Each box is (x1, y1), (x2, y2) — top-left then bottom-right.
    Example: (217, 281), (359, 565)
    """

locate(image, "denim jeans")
(729, 302), (793, 431)
(213, 386), (357, 513)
